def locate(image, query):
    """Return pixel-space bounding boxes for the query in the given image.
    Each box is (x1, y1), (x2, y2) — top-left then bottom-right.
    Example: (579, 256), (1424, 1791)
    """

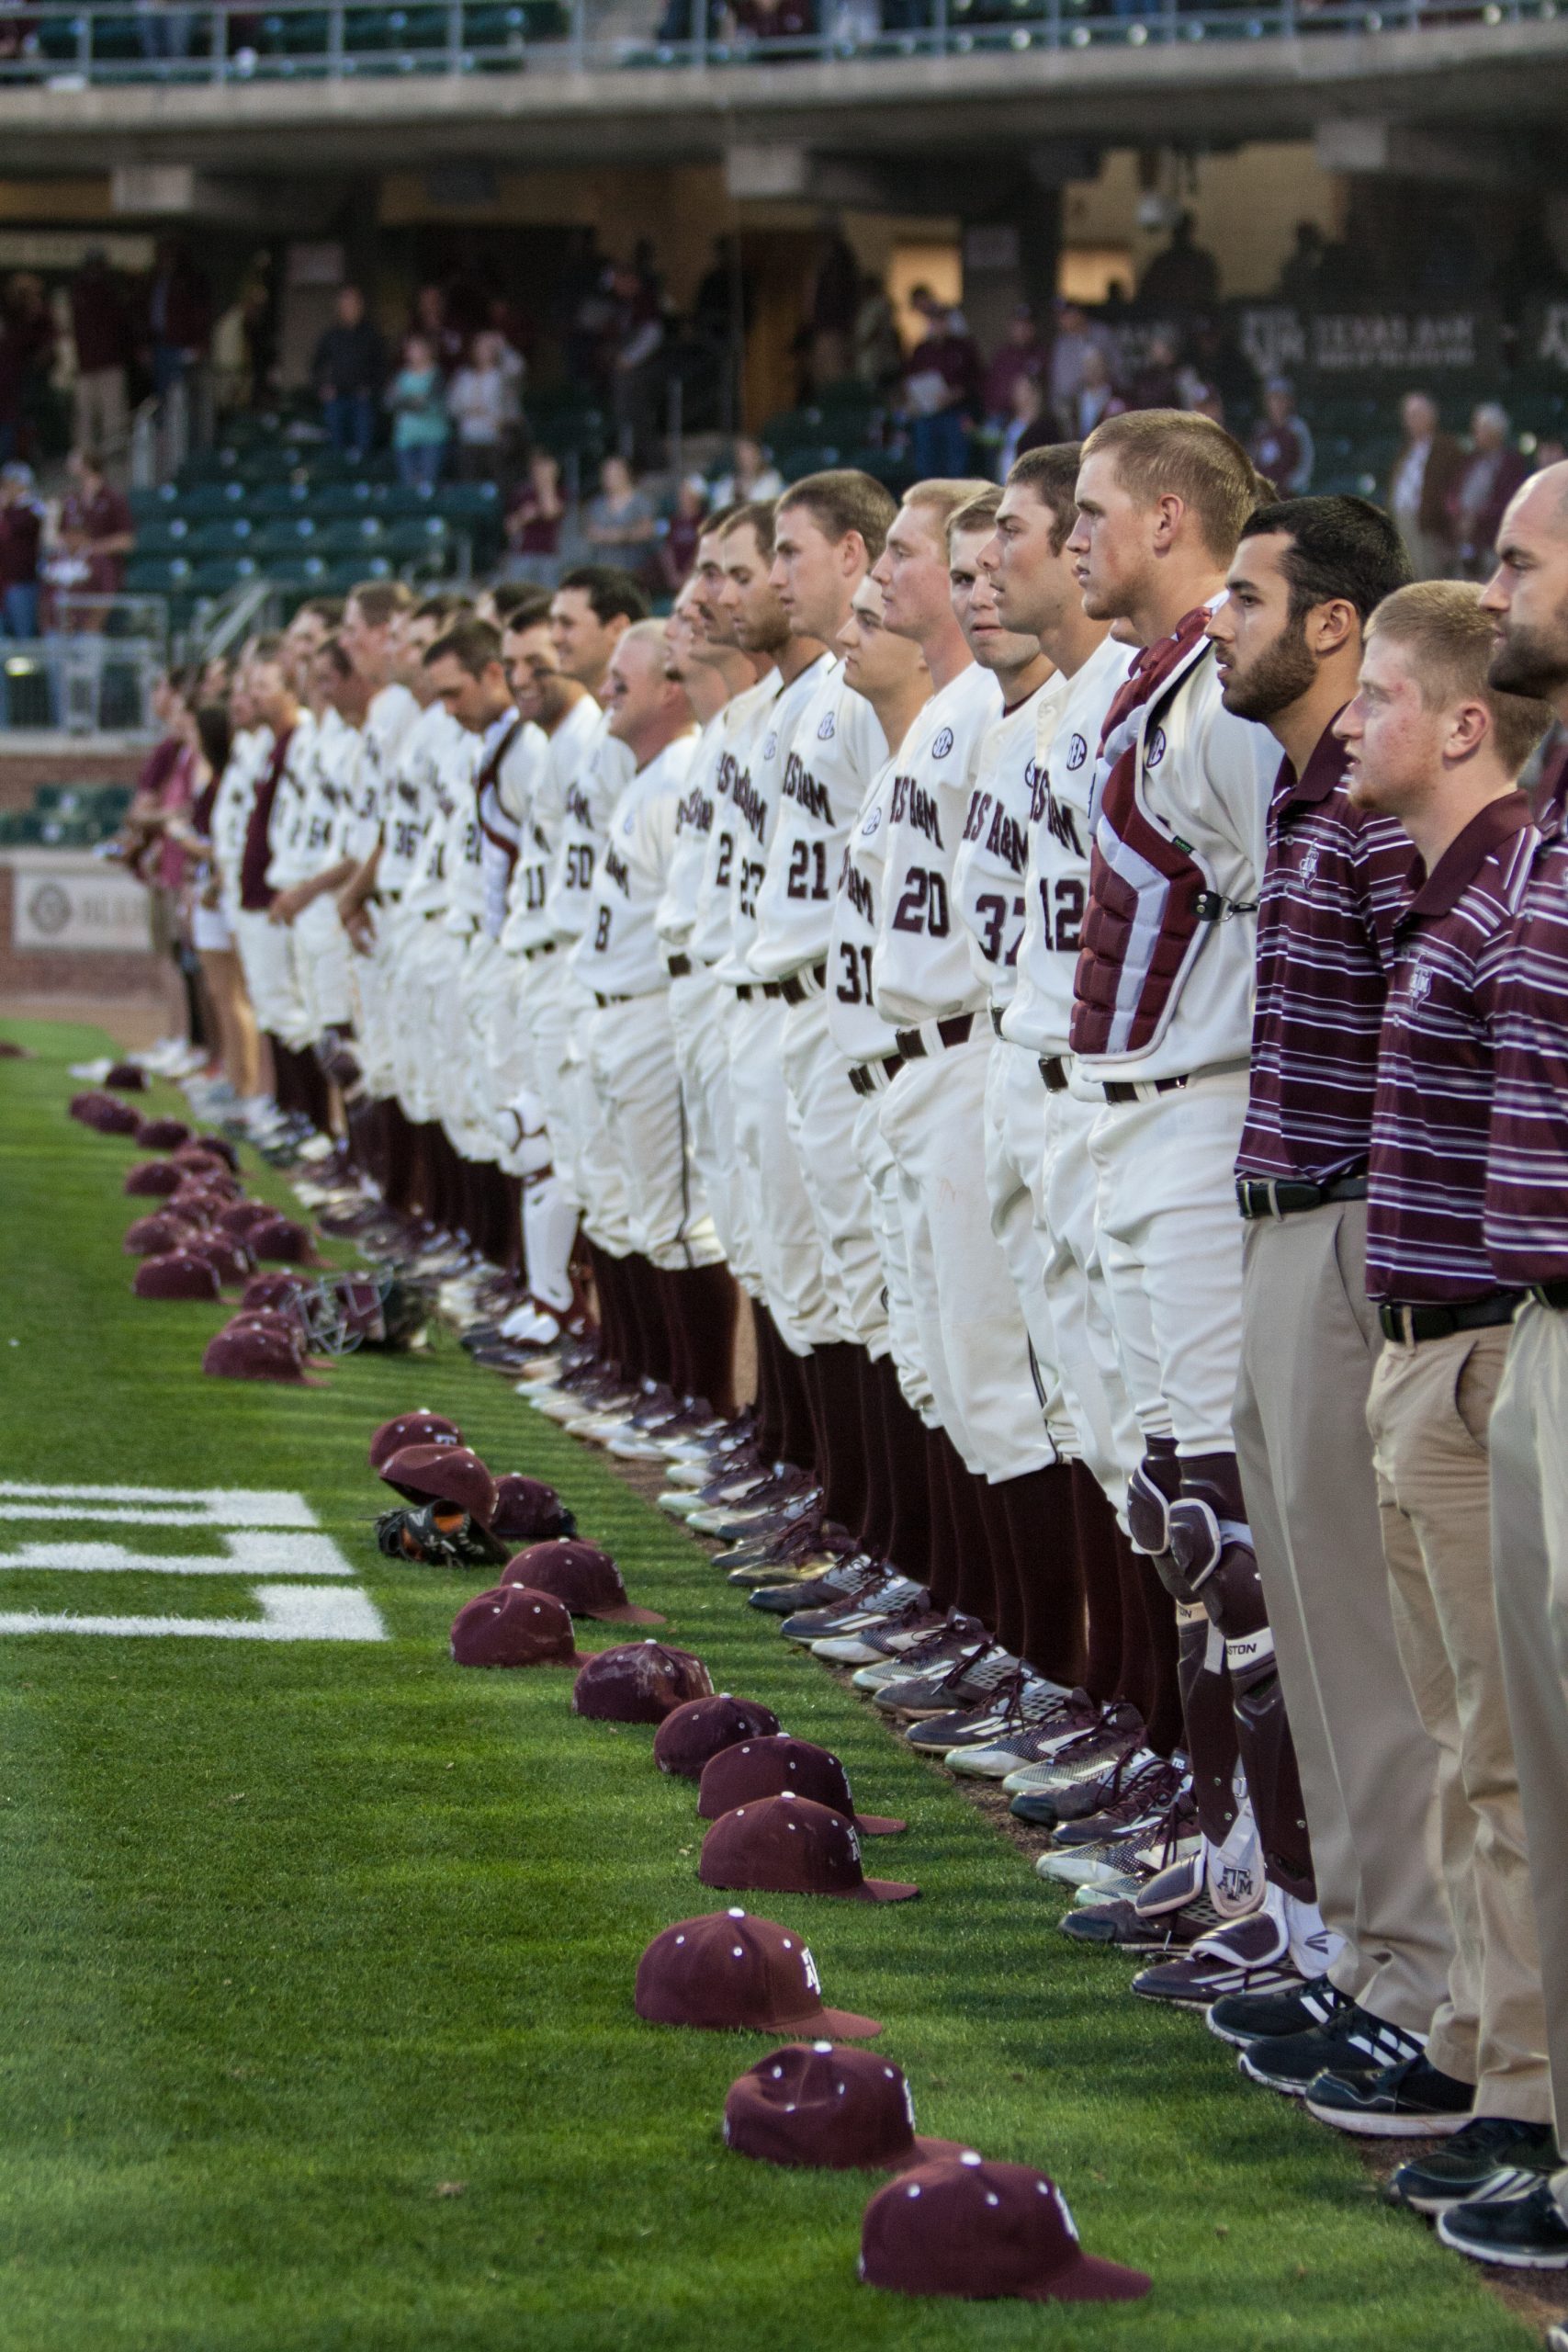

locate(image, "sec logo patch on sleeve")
(1066, 733), (1089, 771)
(818, 714), (836, 741)
(931, 728), (954, 760)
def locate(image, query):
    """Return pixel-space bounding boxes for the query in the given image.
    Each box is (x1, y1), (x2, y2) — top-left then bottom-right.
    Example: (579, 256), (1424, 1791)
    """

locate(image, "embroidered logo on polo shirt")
(1299, 845), (1321, 887)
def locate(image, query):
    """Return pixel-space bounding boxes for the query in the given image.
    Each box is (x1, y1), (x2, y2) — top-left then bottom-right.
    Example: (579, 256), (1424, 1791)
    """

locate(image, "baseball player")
(266, 628), (366, 1063)
(230, 634), (310, 1134)
(1062, 411), (1305, 1966)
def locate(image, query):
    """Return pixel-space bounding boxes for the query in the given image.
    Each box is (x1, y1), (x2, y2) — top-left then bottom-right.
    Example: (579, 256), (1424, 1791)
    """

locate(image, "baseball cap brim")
(851, 1811), (907, 1838)
(589, 1600), (667, 1625)
(1022, 2252), (1152, 2304)
(887, 2133), (972, 2172)
(847, 1876), (920, 1903)
(778, 2004), (884, 2041)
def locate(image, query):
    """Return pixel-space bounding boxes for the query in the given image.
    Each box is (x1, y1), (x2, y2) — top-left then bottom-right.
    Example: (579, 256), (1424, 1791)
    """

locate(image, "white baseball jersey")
(655, 702), (727, 961)
(378, 700), (461, 899)
(533, 689), (603, 845)
(721, 653), (832, 983)
(952, 676), (1065, 1008)
(687, 670), (778, 969)
(749, 660), (887, 983)
(570, 730), (700, 998)
(343, 680), (419, 864)
(263, 708), (320, 891)
(296, 705), (356, 874)
(400, 723), (477, 922)
(211, 724), (270, 910)
(477, 712), (547, 941)
(545, 707), (636, 945)
(871, 662), (1002, 1027)
(826, 753), (902, 1067)
(1004, 636), (1134, 1061)
(1073, 650), (1273, 1084)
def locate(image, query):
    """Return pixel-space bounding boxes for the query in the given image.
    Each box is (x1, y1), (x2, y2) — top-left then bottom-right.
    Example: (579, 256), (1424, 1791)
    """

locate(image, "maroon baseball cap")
(724, 2044), (967, 2171)
(572, 1640), (714, 1724)
(653, 1693), (780, 1778)
(697, 1736), (906, 1837)
(635, 1908), (882, 2040)
(173, 1164), (240, 1201)
(243, 1270), (310, 1314)
(700, 1792), (918, 1904)
(380, 1442), (495, 1519)
(132, 1250), (222, 1301)
(202, 1319), (312, 1385)
(220, 1200), (276, 1238)
(170, 1185), (233, 1224)
(124, 1159), (184, 1197)
(491, 1474), (575, 1544)
(124, 1212), (192, 1257)
(450, 1584), (581, 1668)
(77, 1091), (141, 1135)
(176, 1135), (240, 1171)
(504, 1539), (663, 1626)
(104, 1060), (147, 1091)
(859, 2156), (1151, 2303)
(368, 1410), (463, 1472)
(248, 1214), (314, 1263)
(135, 1114), (191, 1150)
(181, 1232), (254, 1286)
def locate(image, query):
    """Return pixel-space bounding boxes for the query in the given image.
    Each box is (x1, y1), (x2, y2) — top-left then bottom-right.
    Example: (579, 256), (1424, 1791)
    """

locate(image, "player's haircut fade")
(1367, 580), (1555, 778)
(901, 479), (995, 541)
(778, 469), (899, 563)
(556, 565), (653, 626)
(499, 590), (555, 636)
(700, 501), (745, 543)
(346, 579), (415, 628)
(1081, 409), (1260, 562)
(425, 616), (504, 677)
(488, 579), (549, 628)
(724, 500), (779, 560)
(413, 591), (467, 626)
(1005, 443), (1085, 556)
(1240, 496), (1411, 627)
(948, 486), (1003, 547)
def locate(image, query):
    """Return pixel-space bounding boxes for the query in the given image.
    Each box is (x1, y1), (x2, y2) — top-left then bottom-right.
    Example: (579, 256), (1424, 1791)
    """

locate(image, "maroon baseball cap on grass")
(124, 1212), (193, 1257)
(172, 1165), (241, 1203)
(572, 1641), (713, 1724)
(202, 1319), (313, 1385)
(653, 1694), (781, 1777)
(724, 2044), (967, 2171)
(379, 1444), (506, 1563)
(178, 1134), (240, 1170)
(635, 1908), (882, 2040)
(219, 1201), (274, 1237)
(368, 1410), (463, 1472)
(243, 1271), (310, 1314)
(135, 1114), (192, 1150)
(700, 1792), (918, 1903)
(491, 1474), (574, 1544)
(698, 1736), (905, 1837)
(504, 1539), (663, 1626)
(859, 2156), (1151, 2303)
(73, 1091), (141, 1134)
(124, 1159), (185, 1196)
(248, 1214), (314, 1263)
(450, 1584), (581, 1668)
(181, 1233), (254, 1286)
(132, 1250), (222, 1301)
(105, 1060), (147, 1091)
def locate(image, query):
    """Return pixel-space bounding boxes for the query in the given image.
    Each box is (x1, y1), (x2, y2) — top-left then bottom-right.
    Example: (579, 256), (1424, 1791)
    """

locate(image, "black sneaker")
(1387, 2119), (1560, 2214)
(1547, 2317), (1568, 2351)
(1437, 2175), (1568, 2268)
(1238, 1996), (1422, 2098)
(1305, 2053), (1474, 2138)
(1207, 1974), (1337, 2051)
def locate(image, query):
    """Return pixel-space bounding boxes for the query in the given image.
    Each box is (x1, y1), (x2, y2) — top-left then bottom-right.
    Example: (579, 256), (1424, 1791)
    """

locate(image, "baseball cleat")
(1133, 1899), (1303, 2009)
(1238, 1994), (1422, 2098)
(778, 1573), (920, 1645)
(846, 1617), (975, 1686)
(907, 1673), (1063, 1756)
(1206, 1975), (1337, 2051)
(1057, 1894), (1220, 1954)
(1436, 2177), (1568, 2268)
(1386, 2121), (1560, 2216)
(874, 1641), (1018, 1721)
(1304, 2055), (1475, 2138)
(999, 1705), (1147, 1796)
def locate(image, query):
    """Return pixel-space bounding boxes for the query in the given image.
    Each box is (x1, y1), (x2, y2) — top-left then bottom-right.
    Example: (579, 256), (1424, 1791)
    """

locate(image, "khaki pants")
(1235, 1200), (1452, 2036)
(74, 365), (129, 462)
(1491, 1304), (1568, 2190)
(1369, 1324), (1551, 2120)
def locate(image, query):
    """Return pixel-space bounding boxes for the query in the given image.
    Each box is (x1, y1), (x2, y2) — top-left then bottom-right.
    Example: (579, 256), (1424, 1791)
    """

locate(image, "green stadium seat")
(172, 481), (248, 519)
(324, 557), (392, 592)
(125, 556), (197, 596)
(315, 517), (388, 558)
(782, 445), (842, 482)
(265, 555), (334, 590)
(312, 481), (380, 516)
(192, 557), (262, 594)
(189, 516), (256, 553)
(253, 518), (322, 559)
(381, 517), (452, 562)
(250, 482), (314, 517)
(134, 517), (196, 557)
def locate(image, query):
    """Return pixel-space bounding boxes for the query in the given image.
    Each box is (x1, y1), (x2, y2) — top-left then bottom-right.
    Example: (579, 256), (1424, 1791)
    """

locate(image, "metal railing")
(0, 0), (1557, 83)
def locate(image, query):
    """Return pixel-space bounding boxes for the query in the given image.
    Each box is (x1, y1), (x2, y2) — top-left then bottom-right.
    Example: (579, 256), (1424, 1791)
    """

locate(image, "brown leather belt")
(780, 961), (828, 1006)
(893, 1012), (974, 1060)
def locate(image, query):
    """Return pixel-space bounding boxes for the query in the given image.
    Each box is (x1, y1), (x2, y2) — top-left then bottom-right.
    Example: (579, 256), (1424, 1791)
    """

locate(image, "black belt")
(894, 1013), (974, 1060)
(594, 991), (634, 1009)
(1377, 1291), (1524, 1345)
(990, 1005), (1006, 1036)
(849, 1056), (904, 1097)
(1236, 1172), (1369, 1222)
(667, 953), (692, 978)
(1040, 1055), (1070, 1093)
(780, 961), (827, 1006)
(733, 980), (785, 1003)
(1103, 1073), (1190, 1106)
(1529, 1279), (1568, 1311)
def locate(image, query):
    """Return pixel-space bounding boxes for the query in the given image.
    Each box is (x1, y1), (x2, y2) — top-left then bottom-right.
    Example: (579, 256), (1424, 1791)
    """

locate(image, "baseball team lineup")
(186, 409), (1568, 2319)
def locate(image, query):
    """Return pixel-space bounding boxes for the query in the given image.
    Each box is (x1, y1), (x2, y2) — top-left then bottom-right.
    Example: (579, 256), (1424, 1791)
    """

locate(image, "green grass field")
(0, 1018), (1539, 2352)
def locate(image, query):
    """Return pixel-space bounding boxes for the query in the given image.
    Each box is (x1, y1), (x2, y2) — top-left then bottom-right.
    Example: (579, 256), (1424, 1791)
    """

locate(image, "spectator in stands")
(901, 286), (980, 478)
(68, 249), (134, 468)
(447, 329), (525, 484)
(388, 334), (449, 492)
(981, 303), (1048, 428)
(1275, 220), (1326, 307)
(311, 286), (385, 463)
(1137, 210), (1220, 315)
(1065, 345), (1126, 438)
(808, 220), (861, 387)
(660, 475), (708, 593)
(1128, 326), (1183, 412)
(731, 0), (818, 49)
(585, 455), (657, 575)
(1047, 299), (1114, 420)
(2, 273), (53, 463)
(0, 460), (40, 638)
(1248, 377), (1314, 493)
(610, 259), (666, 467)
(1388, 389), (1465, 579)
(995, 372), (1050, 481)
(710, 435), (783, 506)
(1450, 401), (1529, 578)
(50, 447), (133, 623)
(503, 450), (566, 586)
(853, 272), (902, 393)
(412, 284), (464, 372)
(145, 239), (209, 403)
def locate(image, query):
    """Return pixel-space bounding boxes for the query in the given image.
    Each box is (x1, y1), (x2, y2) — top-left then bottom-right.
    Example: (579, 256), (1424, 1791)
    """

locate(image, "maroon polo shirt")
(1236, 718), (1411, 1188)
(1486, 763), (1568, 1287)
(238, 726), (294, 914)
(1366, 791), (1537, 1306)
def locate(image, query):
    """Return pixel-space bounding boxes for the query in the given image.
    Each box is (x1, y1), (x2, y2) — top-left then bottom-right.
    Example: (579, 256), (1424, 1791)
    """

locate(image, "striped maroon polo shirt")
(1236, 718), (1410, 1186)
(1367, 790), (1537, 1306)
(1487, 765), (1568, 1286)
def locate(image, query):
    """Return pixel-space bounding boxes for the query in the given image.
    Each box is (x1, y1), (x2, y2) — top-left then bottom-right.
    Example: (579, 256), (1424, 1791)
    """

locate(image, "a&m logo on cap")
(931, 728), (954, 760)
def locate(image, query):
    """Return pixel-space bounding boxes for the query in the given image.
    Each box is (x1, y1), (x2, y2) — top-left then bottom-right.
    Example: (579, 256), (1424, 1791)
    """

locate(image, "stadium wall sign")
(1237, 305), (1500, 381)
(5, 849), (152, 953)
(0, 1481), (389, 1641)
